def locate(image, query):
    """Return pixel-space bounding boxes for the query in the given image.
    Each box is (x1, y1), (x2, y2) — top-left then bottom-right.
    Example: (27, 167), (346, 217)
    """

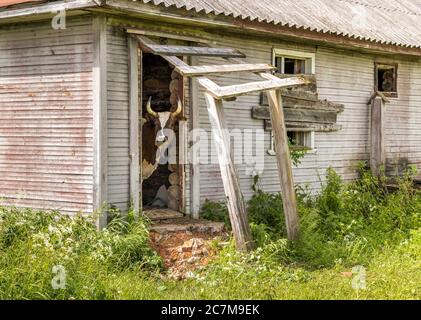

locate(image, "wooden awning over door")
(133, 34), (309, 250)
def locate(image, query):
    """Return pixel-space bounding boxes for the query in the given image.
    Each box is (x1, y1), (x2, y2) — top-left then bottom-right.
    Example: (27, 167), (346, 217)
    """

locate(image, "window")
(375, 63), (398, 97)
(288, 131), (312, 150)
(268, 49), (316, 156)
(268, 131), (315, 156)
(273, 49), (315, 75)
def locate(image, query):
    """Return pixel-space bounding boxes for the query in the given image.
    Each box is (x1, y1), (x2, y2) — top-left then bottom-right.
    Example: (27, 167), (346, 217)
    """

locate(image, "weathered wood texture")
(106, 25), (130, 212)
(92, 15), (108, 227)
(174, 63), (275, 77)
(266, 90), (299, 240)
(0, 17), (94, 214)
(128, 36), (140, 213)
(253, 106), (339, 124)
(370, 96), (385, 176)
(199, 76), (309, 99)
(136, 35), (246, 58)
(204, 93), (253, 251)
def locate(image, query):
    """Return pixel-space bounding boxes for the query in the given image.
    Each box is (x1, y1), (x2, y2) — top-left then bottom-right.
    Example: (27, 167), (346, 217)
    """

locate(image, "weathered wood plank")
(174, 63), (275, 77)
(264, 120), (342, 132)
(204, 92), (253, 251)
(266, 90), (299, 241)
(136, 35), (245, 58)
(252, 106), (338, 124)
(128, 37), (140, 214)
(370, 96), (385, 177)
(126, 28), (211, 44)
(92, 15), (108, 227)
(200, 76), (309, 99)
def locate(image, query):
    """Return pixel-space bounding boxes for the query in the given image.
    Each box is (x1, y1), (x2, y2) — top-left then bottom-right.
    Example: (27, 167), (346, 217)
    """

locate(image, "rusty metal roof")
(141, 0), (421, 49)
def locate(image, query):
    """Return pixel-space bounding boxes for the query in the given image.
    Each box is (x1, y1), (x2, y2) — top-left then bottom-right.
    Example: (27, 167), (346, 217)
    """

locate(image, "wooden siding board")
(106, 25), (130, 212)
(0, 17), (94, 214)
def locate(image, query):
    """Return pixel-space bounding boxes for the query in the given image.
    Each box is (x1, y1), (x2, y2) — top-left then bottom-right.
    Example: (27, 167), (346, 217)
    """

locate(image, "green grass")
(0, 166), (420, 300)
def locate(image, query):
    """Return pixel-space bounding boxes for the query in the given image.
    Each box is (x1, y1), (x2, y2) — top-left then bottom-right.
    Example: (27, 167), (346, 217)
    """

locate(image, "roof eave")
(0, 0), (100, 20)
(103, 0), (421, 57)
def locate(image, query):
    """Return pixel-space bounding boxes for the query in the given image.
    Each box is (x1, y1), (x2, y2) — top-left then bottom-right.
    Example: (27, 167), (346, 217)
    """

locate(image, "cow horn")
(172, 98), (183, 117)
(146, 97), (157, 117)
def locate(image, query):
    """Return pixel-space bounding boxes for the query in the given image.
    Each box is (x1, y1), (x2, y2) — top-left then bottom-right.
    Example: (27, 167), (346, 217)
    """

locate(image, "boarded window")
(375, 63), (398, 97)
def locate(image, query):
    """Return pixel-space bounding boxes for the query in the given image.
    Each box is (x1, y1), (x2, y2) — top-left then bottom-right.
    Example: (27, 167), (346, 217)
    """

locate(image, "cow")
(141, 96), (183, 180)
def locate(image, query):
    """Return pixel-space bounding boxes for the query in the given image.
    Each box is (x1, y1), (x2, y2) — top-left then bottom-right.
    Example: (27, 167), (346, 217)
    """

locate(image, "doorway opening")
(141, 53), (184, 212)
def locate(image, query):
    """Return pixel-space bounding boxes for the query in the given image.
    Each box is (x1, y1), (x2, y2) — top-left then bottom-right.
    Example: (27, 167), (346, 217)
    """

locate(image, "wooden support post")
(266, 90), (299, 241)
(92, 15), (108, 228)
(204, 93), (254, 251)
(128, 37), (140, 215)
(370, 96), (385, 176)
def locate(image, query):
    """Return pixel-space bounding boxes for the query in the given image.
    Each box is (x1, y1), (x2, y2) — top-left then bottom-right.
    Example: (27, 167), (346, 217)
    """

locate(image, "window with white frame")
(268, 49), (317, 156)
(268, 131), (315, 156)
(273, 49), (316, 75)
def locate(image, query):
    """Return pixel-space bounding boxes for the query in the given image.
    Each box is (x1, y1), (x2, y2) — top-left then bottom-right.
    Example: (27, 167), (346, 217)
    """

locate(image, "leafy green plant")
(200, 200), (231, 230)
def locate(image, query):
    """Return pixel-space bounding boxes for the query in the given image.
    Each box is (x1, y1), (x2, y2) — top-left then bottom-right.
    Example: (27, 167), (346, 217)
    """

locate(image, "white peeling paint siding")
(0, 16), (94, 214)
(106, 25), (130, 212)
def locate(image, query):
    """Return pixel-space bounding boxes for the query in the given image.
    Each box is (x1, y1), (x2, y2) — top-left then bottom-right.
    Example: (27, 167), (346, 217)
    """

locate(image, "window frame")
(375, 62), (398, 98)
(268, 130), (316, 156)
(273, 48), (316, 75)
(268, 49), (317, 156)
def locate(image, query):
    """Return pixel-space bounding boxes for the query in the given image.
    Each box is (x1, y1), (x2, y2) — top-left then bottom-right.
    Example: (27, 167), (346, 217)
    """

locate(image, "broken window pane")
(376, 63), (397, 94)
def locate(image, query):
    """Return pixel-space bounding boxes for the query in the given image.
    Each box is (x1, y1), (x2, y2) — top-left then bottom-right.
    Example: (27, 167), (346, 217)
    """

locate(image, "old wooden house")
(1, 1), (420, 239)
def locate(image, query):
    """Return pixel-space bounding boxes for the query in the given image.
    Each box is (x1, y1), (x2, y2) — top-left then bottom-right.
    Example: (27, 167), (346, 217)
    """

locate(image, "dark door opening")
(141, 53), (184, 211)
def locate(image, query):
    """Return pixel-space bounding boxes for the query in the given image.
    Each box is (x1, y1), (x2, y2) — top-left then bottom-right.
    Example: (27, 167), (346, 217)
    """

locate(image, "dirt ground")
(150, 230), (229, 280)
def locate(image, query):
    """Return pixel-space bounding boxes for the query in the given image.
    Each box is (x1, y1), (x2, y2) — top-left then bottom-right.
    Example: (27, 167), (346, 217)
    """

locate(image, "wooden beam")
(136, 35), (245, 58)
(190, 57), (201, 219)
(126, 27), (212, 44)
(266, 90), (299, 240)
(174, 63), (275, 77)
(128, 37), (140, 215)
(199, 77), (306, 99)
(265, 120), (342, 132)
(199, 76), (308, 100)
(370, 96), (386, 177)
(204, 92), (254, 251)
(252, 106), (338, 124)
(92, 15), (108, 228)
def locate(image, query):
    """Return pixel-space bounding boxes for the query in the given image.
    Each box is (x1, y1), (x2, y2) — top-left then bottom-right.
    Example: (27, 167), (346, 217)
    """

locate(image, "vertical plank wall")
(0, 16), (94, 215)
(106, 25), (130, 212)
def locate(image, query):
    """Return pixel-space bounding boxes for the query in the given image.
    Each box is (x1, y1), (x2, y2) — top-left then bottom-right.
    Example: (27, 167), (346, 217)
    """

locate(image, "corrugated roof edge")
(141, 0), (421, 50)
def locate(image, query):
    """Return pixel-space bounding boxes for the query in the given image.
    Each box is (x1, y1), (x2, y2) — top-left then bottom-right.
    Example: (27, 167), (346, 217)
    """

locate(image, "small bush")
(200, 200), (231, 230)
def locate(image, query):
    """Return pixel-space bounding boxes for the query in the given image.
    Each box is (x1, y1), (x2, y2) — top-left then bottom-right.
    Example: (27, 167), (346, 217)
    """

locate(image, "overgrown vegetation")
(0, 165), (420, 299)
(0, 208), (162, 299)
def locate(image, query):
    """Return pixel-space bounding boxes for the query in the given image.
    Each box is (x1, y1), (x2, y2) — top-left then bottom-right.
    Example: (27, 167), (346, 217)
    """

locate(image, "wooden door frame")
(130, 38), (188, 214)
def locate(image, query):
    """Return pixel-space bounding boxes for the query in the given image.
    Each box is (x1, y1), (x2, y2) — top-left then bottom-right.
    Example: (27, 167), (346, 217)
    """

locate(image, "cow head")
(141, 97), (184, 180)
(144, 96), (183, 146)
